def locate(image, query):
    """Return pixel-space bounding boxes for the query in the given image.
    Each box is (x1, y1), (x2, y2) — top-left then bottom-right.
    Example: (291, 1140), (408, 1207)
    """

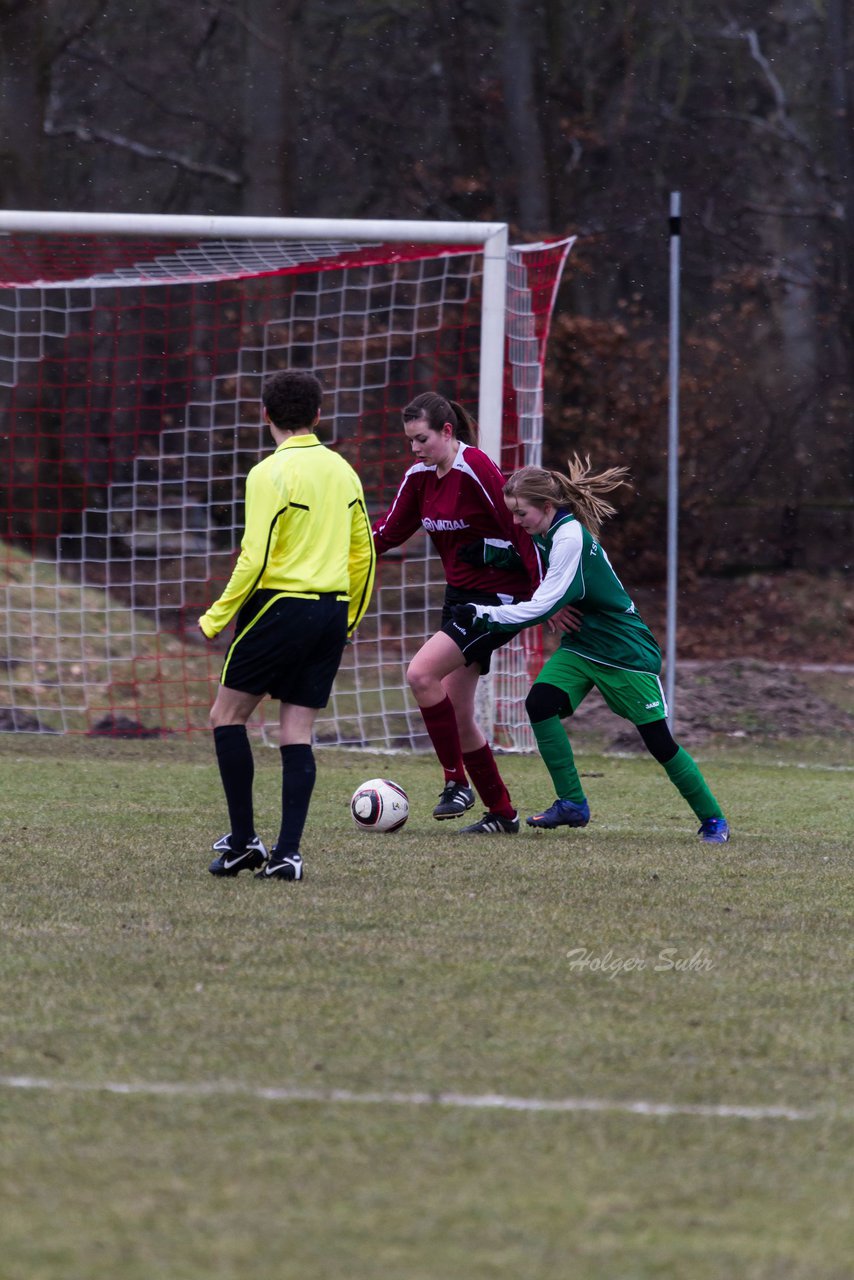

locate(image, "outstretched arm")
(372, 468), (423, 556)
(458, 522), (584, 634)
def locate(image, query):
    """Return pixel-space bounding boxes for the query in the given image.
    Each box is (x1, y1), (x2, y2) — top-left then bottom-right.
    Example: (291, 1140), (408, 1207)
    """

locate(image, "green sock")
(531, 716), (586, 804)
(662, 746), (724, 822)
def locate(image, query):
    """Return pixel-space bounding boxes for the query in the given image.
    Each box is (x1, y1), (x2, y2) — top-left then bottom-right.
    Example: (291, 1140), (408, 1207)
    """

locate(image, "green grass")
(801, 667), (854, 718)
(1, 733), (852, 1279)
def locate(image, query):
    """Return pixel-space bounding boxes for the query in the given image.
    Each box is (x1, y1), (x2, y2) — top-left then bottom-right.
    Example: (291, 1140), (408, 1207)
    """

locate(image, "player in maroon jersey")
(372, 392), (543, 834)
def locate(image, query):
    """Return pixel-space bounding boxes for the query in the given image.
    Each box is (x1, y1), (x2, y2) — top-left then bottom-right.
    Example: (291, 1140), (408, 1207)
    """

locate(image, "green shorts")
(535, 648), (667, 725)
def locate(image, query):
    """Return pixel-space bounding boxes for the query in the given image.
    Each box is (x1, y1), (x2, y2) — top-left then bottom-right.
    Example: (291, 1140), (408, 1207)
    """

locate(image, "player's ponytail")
(402, 392), (478, 446)
(446, 399), (478, 445)
(558, 454), (629, 539)
(504, 455), (630, 539)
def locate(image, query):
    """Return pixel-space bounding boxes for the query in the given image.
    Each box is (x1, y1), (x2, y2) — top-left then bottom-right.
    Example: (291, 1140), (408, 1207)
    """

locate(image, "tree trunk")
(502, 0), (549, 233)
(0, 0), (50, 205)
(240, 0), (301, 215)
(826, 0), (854, 342)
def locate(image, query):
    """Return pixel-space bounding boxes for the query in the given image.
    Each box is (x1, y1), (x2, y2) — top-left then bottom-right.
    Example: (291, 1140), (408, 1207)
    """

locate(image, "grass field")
(1, 730), (852, 1279)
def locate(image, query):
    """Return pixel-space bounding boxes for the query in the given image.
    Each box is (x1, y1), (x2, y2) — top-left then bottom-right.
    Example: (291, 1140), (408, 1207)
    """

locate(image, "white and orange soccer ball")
(350, 778), (409, 832)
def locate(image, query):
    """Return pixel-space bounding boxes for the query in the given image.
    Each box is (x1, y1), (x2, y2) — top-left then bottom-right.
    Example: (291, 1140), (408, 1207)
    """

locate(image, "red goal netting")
(0, 226), (573, 746)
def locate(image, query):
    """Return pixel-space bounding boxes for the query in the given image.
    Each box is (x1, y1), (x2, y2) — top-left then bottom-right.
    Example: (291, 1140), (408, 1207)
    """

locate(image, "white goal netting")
(0, 222), (573, 748)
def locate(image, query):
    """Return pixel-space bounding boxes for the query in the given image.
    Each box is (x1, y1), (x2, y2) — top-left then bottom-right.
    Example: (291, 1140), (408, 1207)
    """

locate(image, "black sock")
(213, 724), (255, 849)
(276, 743), (316, 856)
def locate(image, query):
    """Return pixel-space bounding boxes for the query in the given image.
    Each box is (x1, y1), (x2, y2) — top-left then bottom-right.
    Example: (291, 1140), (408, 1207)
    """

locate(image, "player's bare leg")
(278, 701), (318, 746)
(406, 630), (467, 708)
(209, 684), (263, 728)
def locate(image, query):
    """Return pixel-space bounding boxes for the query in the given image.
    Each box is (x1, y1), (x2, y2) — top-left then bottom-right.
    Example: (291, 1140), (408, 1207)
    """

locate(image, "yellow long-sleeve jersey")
(199, 433), (376, 639)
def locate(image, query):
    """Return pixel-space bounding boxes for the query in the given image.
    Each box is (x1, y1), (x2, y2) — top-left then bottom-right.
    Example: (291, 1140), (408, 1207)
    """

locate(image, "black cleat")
(433, 781), (475, 819)
(459, 810), (520, 834)
(209, 833), (268, 876)
(255, 850), (304, 882)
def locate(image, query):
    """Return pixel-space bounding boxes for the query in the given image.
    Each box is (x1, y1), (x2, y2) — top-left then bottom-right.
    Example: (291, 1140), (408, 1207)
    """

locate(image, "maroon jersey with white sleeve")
(372, 443), (541, 599)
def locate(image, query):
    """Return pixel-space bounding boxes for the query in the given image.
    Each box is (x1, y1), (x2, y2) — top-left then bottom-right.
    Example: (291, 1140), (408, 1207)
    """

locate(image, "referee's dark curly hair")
(262, 371), (322, 431)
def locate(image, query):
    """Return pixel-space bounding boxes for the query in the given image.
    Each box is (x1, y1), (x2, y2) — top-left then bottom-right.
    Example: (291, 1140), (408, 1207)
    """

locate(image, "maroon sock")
(419, 696), (467, 784)
(463, 743), (515, 817)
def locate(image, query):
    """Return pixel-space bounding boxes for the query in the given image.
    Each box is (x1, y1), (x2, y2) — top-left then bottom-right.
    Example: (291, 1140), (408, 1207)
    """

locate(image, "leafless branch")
(207, 0), (289, 54)
(564, 137), (583, 176)
(44, 114), (243, 185)
(718, 22), (809, 145)
(67, 44), (238, 140)
(47, 1), (111, 61)
(735, 25), (786, 113)
(676, 106), (814, 156)
(739, 199), (838, 221)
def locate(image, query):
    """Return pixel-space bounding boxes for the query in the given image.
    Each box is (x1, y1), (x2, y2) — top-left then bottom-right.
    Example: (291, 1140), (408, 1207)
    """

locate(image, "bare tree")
(826, 0), (854, 353)
(238, 0), (301, 215)
(501, 0), (549, 232)
(0, 0), (52, 206)
(1, 0), (851, 570)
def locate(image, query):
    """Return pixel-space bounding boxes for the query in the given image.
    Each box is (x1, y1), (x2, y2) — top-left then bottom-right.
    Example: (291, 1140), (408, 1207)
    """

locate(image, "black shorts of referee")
(439, 584), (522, 674)
(220, 589), (349, 707)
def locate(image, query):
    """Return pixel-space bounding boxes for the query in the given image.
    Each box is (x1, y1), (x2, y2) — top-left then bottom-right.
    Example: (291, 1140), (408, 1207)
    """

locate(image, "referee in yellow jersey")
(199, 371), (376, 881)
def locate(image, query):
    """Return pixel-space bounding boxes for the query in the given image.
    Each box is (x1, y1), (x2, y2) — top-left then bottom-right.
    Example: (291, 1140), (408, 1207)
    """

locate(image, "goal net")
(0, 214), (573, 748)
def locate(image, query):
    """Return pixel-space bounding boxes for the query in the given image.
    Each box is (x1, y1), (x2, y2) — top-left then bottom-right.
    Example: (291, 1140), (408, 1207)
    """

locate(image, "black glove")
(449, 602), (482, 630)
(457, 539), (523, 571)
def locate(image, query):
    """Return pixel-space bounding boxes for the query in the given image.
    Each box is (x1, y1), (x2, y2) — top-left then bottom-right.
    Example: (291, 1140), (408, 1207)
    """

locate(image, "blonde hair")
(503, 455), (630, 539)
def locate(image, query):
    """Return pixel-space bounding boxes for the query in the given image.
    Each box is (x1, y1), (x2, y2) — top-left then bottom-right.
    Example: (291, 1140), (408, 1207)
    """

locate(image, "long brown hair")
(402, 392), (478, 445)
(503, 455), (630, 539)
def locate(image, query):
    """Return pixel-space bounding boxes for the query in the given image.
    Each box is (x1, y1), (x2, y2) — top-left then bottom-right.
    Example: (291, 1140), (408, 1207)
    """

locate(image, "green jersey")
(471, 511), (661, 674)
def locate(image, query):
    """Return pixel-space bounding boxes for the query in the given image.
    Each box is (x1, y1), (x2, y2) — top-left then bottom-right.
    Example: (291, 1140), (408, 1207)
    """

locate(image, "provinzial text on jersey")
(422, 517), (469, 533)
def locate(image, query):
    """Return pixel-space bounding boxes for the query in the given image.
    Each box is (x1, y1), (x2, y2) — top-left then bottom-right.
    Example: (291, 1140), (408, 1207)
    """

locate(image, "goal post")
(0, 211), (574, 747)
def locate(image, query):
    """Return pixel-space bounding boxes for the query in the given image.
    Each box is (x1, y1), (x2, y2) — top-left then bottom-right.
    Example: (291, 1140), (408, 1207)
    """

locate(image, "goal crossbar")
(0, 210), (508, 244)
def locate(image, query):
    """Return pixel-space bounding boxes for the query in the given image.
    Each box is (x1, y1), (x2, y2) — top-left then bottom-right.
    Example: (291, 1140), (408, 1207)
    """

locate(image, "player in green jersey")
(449, 457), (729, 843)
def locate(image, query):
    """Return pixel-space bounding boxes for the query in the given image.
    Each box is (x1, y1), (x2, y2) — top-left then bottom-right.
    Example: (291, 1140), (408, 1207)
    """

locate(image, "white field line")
(0, 1075), (826, 1122)
(770, 761), (854, 771)
(603, 755), (854, 772)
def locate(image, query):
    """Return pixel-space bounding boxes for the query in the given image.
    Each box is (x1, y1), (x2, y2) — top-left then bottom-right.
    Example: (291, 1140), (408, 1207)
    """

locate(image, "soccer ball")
(350, 778), (409, 832)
